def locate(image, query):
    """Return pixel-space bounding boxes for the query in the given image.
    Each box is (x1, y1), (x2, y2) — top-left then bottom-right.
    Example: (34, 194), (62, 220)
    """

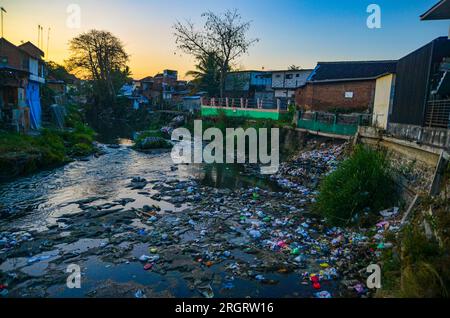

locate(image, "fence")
(201, 97), (290, 110)
(425, 99), (450, 129)
(200, 97), (291, 121)
(297, 111), (372, 137)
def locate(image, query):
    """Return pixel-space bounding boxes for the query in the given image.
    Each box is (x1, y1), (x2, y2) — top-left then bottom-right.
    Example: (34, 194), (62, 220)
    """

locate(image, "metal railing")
(297, 111), (372, 136)
(425, 99), (450, 128)
(201, 97), (289, 111)
(299, 111), (372, 126)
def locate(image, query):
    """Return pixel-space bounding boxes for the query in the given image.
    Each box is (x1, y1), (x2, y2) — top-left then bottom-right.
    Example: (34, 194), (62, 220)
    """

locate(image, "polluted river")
(0, 132), (379, 298)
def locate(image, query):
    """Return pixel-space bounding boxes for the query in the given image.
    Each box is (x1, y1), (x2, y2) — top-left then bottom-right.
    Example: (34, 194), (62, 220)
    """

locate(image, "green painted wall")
(297, 119), (358, 136)
(201, 106), (289, 121)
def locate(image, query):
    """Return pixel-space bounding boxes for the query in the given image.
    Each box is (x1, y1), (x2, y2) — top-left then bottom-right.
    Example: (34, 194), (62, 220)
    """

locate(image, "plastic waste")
(134, 289), (145, 298)
(315, 291), (332, 298)
(249, 230), (262, 239)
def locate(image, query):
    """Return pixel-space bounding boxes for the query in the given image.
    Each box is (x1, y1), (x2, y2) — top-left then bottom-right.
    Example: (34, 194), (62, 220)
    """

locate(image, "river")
(0, 128), (345, 298)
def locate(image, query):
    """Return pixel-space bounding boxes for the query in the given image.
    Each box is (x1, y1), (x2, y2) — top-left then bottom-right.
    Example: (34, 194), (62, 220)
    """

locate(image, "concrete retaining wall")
(387, 123), (450, 150)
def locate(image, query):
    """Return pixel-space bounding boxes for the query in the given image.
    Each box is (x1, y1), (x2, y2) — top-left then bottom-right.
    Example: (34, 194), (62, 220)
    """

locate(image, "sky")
(1, 0), (449, 80)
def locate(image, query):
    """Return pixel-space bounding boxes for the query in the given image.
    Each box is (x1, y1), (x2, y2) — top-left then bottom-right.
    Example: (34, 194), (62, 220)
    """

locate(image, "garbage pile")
(0, 139), (401, 298)
(0, 231), (34, 253)
(272, 142), (347, 191)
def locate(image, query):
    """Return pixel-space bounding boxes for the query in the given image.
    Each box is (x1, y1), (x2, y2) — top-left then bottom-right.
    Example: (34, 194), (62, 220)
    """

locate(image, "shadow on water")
(184, 163), (283, 192)
(89, 119), (136, 144)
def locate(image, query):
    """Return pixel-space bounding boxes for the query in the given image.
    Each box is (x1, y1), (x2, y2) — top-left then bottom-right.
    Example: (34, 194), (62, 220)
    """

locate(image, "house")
(271, 69), (313, 100)
(46, 68), (79, 100)
(0, 38), (29, 129)
(389, 37), (450, 136)
(225, 71), (273, 101)
(182, 95), (204, 112)
(118, 82), (149, 109)
(135, 70), (191, 106)
(0, 38), (45, 130)
(295, 60), (397, 112)
(18, 41), (46, 129)
(368, 3), (450, 149)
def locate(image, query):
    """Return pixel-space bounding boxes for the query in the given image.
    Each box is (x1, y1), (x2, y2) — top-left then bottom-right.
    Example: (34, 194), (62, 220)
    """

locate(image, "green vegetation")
(133, 130), (172, 150)
(315, 145), (397, 226)
(379, 196), (450, 298)
(0, 123), (96, 180)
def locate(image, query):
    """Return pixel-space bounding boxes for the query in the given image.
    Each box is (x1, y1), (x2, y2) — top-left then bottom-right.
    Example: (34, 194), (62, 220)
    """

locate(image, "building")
(421, 0), (450, 32)
(225, 71), (273, 101)
(182, 95), (204, 112)
(135, 70), (191, 106)
(389, 37), (450, 138)
(0, 38), (45, 130)
(271, 69), (312, 100)
(296, 60), (397, 112)
(18, 41), (46, 129)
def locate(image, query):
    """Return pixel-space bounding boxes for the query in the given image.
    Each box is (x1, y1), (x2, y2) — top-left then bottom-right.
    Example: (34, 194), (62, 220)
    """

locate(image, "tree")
(186, 53), (225, 96)
(174, 9), (258, 97)
(66, 30), (130, 105)
(47, 61), (73, 82)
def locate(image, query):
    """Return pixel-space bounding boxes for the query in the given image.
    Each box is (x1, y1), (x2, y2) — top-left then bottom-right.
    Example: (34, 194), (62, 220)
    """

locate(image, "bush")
(315, 145), (397, 226)
(71, 143), (94, 157)
(135, 136), (172, 150)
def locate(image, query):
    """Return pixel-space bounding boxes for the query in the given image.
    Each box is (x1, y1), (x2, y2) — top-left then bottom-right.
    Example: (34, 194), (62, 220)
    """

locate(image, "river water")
(0, 128), (343, 298)
(0, 143), (279, 233)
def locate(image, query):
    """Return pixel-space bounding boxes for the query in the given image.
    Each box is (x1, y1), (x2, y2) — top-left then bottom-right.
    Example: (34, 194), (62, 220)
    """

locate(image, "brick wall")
(296, 80), (376, 112)
(0, 39), (27, 70)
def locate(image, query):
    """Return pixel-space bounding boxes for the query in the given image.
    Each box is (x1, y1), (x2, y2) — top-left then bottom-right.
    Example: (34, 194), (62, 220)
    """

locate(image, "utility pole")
(40, 25), (43, 50)
(1, 7), (6, 39)
(46, 27), (50, 59)
(37, 25), (40, 47)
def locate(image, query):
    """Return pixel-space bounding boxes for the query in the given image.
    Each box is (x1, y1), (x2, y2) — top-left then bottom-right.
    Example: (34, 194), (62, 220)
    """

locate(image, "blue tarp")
(26, 81), (41, 129)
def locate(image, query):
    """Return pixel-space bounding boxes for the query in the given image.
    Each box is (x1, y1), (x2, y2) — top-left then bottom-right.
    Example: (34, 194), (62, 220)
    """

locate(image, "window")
(345, 92), (354, 99)
(275, 74), (281, 78)
(286, 74), (293, 79)
(296, 74), (300, 77)
(22, 58), (28, 70)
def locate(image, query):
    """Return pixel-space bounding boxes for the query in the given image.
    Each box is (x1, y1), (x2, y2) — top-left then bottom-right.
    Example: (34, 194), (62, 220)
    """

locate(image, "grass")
(376, 158), (450, 299)
(379, 197), (450, 298)
(0, 122), (96, 180)
(315, 145), (398, 226)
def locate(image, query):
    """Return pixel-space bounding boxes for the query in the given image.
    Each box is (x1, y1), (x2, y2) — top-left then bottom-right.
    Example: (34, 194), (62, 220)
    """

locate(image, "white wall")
(272, 70), (311, 89)
(373, 74), (395, 129)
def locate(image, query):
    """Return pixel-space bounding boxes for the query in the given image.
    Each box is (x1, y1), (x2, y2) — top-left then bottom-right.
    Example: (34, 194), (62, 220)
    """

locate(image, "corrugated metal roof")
(308, 60), (397, 83)
(421, 0), (450, 20)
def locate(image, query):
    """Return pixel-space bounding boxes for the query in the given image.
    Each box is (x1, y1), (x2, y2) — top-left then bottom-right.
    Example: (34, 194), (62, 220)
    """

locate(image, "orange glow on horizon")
(2, 0), (199, 80)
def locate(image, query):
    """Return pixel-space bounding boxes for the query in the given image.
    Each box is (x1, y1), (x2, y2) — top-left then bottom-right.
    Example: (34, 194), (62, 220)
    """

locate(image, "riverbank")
(0, 136), (405, 298)
(0, 124), (97, 182)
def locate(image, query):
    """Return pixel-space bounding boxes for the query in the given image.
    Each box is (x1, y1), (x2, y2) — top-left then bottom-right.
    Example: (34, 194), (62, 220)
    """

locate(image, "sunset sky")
(1, 0), (448, 80)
